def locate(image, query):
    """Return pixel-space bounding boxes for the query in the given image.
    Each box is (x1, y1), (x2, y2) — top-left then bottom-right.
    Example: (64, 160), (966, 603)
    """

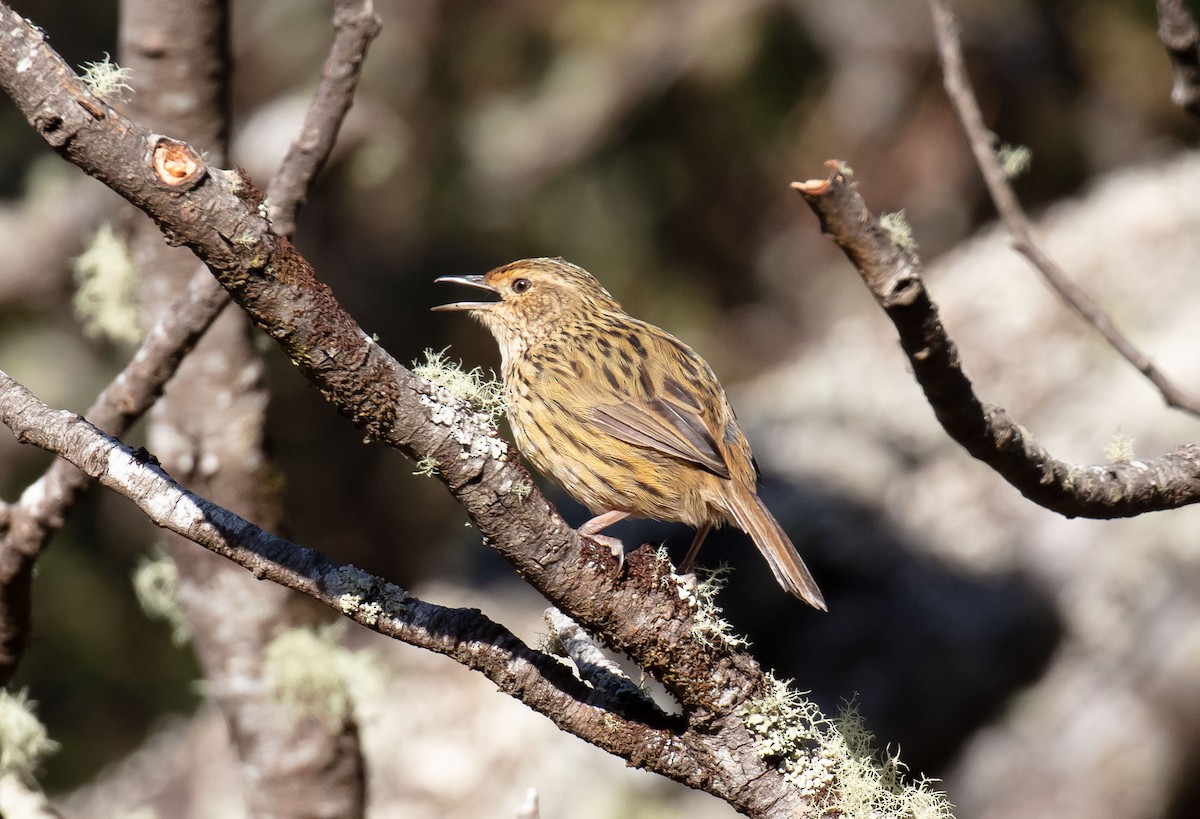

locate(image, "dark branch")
(927, 0), (1200, 419)
(793, 164), (1200, 519)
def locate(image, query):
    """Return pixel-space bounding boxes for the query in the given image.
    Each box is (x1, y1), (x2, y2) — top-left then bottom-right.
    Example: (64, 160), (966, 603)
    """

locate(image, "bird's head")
(434, 258), (621, 353)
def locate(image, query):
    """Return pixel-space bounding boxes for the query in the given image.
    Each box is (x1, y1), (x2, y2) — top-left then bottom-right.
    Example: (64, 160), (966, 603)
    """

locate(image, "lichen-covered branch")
(793, 164), (1200, 518)
(0, 7), (835, 815)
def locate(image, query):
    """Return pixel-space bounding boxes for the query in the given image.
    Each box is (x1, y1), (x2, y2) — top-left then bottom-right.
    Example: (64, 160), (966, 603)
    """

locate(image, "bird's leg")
(670, 523), (713, 596)
(578, 510), (630, 568)
(677, 522), (713, 575)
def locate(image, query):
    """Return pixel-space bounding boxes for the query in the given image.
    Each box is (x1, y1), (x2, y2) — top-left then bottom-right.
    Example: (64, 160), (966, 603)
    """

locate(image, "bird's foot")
(675, 571), (698, 597)
(582, 533), (626, 573)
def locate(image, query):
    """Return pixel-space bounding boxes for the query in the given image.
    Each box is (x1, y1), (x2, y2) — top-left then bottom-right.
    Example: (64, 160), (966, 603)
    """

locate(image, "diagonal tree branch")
(266, 0), (381, 237)
(0, 367), (677, 743)
(0, 1), (756, 715)
(793, 163), (1200, 518)
(927, 0), (1200, 419)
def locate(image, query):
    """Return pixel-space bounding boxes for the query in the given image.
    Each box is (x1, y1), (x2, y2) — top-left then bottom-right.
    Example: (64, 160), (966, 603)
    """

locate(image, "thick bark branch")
(793, 164), (1200, 518)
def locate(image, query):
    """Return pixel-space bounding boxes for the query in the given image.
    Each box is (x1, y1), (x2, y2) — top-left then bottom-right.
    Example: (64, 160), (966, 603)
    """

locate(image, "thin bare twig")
(266, 0), (382, 237)
(1156, 0), (1200, 116)
(927, 0), (1200, 419)
(794, 164), (1200, 518)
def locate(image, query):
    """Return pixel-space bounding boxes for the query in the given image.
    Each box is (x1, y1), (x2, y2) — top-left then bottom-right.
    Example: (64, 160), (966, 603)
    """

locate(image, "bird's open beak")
(432, 275), (498, 311)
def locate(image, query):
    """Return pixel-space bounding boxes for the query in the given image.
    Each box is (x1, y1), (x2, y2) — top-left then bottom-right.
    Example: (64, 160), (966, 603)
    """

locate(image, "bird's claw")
(583, 533), (625, 573)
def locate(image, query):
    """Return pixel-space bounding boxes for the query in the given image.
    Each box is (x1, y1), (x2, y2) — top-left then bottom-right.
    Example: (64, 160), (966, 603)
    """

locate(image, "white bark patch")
(107, 448), (205, 531)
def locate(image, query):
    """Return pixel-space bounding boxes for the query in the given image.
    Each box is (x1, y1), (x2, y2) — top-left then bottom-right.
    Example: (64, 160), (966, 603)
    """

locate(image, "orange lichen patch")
(150, 136), (206, 189)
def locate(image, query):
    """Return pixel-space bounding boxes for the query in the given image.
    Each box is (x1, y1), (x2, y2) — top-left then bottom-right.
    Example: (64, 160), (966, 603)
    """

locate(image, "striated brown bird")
(433, 257), (826, 610)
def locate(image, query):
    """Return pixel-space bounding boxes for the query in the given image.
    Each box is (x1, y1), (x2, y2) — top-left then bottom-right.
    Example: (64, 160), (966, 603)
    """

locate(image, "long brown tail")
(725, 485), (827, 610)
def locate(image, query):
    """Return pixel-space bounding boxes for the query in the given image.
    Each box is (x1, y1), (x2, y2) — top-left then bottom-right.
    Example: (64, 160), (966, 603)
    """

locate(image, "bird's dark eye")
(511, 278), (531, 294)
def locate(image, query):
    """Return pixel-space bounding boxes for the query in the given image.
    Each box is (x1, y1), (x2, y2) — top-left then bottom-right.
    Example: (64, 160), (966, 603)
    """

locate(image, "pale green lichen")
(264, 623), (385, 722)
(997, 142), (1032, 180)
(688, 565), (748, 649)
(739, 675), (954, 818)
(499, 477), (533, 499)
(413, 348), (505, 420)
(326, 564), (409, 627)
(79, 53), (133, 102)
(132, 550), (191, 645)
(831, 703), (954, 819)
(0, 690), (59, 783)
(73, 223), (142, 345)
(879, 210), (919, 256)
(413, 453), (440, 477)
(657, 553), (747, 648)
(1105, 430), (1135, 462)
(414, 348), (509, 462)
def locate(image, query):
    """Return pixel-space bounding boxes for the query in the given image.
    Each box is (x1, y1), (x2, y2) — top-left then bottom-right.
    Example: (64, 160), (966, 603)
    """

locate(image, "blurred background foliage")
(1, 0), (1198, 807)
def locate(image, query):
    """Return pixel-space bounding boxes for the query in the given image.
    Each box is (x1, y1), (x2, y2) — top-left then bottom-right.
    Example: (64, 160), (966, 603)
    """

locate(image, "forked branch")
(794, 164), (1200, 518)
(927, 0), (1200, 419)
